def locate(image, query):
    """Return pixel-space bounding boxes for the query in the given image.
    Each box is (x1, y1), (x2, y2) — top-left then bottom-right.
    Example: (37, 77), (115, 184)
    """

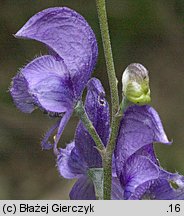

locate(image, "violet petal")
(115, 105), (170, 176)
(10, 73), (35, 113)
(122, 155), (159, 199)
(75, 78), (110, 168)
(15, 7), (98, 98)
(122, 153), (184, 199)
(129, 180), (155, 200)
(21, 55), (74, 113)
(111, 177), (124, 200)
(134, 144), (159, 165)
(69, 176), (96, 200)
(147, 179), (184, 200)
(57, 142), (88, 179)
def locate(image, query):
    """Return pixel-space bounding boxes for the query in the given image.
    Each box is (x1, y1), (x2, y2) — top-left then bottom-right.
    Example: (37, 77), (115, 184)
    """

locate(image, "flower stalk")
(75, 101), (105, 153)
(96, 0), (122, 199)
(95, 0), (119, 116)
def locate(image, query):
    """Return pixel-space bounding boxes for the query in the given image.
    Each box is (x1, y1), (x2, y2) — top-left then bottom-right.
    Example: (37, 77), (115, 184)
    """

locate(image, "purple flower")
(10, 7), (98, 152)
(57, 78), (111, 199)
(115, 105), (184, 200)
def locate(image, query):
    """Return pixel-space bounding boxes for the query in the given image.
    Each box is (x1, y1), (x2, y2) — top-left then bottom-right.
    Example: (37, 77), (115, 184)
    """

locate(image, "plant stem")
(96, 0), (119, 117)
(96, 0), (121, 200)
(103, 116), (121, 199)
(102, 151), (112, 199)
(75, 101), (105, 153)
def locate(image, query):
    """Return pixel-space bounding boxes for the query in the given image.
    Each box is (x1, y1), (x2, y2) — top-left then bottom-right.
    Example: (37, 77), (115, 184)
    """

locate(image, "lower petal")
(10, 73), (35, 113)
(147, 179), (184, 200)
(111, 177), (124, 200)
(57, 142), (87, 179)
(122, 155), (159, 199)
(69, 176), (96, 200)
(21, 55), (74, 113)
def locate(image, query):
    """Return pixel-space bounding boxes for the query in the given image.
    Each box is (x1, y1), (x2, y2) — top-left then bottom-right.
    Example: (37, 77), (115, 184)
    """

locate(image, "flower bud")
(122, 63), (151, 105)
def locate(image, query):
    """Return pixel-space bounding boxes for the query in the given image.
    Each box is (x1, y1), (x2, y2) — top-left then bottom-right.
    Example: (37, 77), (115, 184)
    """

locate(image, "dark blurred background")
(0, 0), (184, 199)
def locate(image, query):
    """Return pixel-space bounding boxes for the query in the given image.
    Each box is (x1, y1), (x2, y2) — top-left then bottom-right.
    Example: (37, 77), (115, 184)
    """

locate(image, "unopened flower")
(122, 63), (151, 105)
(10, 7), (98, 152)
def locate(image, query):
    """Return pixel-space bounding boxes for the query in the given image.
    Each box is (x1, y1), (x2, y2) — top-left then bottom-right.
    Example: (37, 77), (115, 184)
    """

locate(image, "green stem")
(102, 151), (112, 199)
(75, 101), (105, 152)
(103, 97), (130, 199)
(103, 116), (121, 199)
(96, 0), (120, 200)
(119, 96), (130, 114)
(103, 97), (128, 199)
(96, 0), (119, 117)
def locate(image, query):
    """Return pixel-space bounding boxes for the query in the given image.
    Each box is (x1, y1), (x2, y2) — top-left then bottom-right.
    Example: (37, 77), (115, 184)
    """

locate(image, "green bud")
(122, 63), (151, 105)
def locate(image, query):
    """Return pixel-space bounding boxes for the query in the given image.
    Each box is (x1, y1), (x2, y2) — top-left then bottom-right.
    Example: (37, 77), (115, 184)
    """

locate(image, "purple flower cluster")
(10, 7), (184, 200)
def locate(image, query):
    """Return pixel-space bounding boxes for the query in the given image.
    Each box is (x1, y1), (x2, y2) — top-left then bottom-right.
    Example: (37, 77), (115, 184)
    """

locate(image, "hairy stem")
(96, 0), (119, 117)
(102, 151), (112, 199)
(96, 0), (121, 200)
(103, 116), (121, 199)
(75, 101), (105, 152)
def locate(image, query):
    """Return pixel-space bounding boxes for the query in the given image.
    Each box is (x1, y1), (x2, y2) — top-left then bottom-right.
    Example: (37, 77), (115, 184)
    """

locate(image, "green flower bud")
(122, 63), (151, 105)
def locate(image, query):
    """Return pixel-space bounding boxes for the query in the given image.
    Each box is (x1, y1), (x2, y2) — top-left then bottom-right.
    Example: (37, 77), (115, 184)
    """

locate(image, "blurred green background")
(0, 0), (184, 199)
